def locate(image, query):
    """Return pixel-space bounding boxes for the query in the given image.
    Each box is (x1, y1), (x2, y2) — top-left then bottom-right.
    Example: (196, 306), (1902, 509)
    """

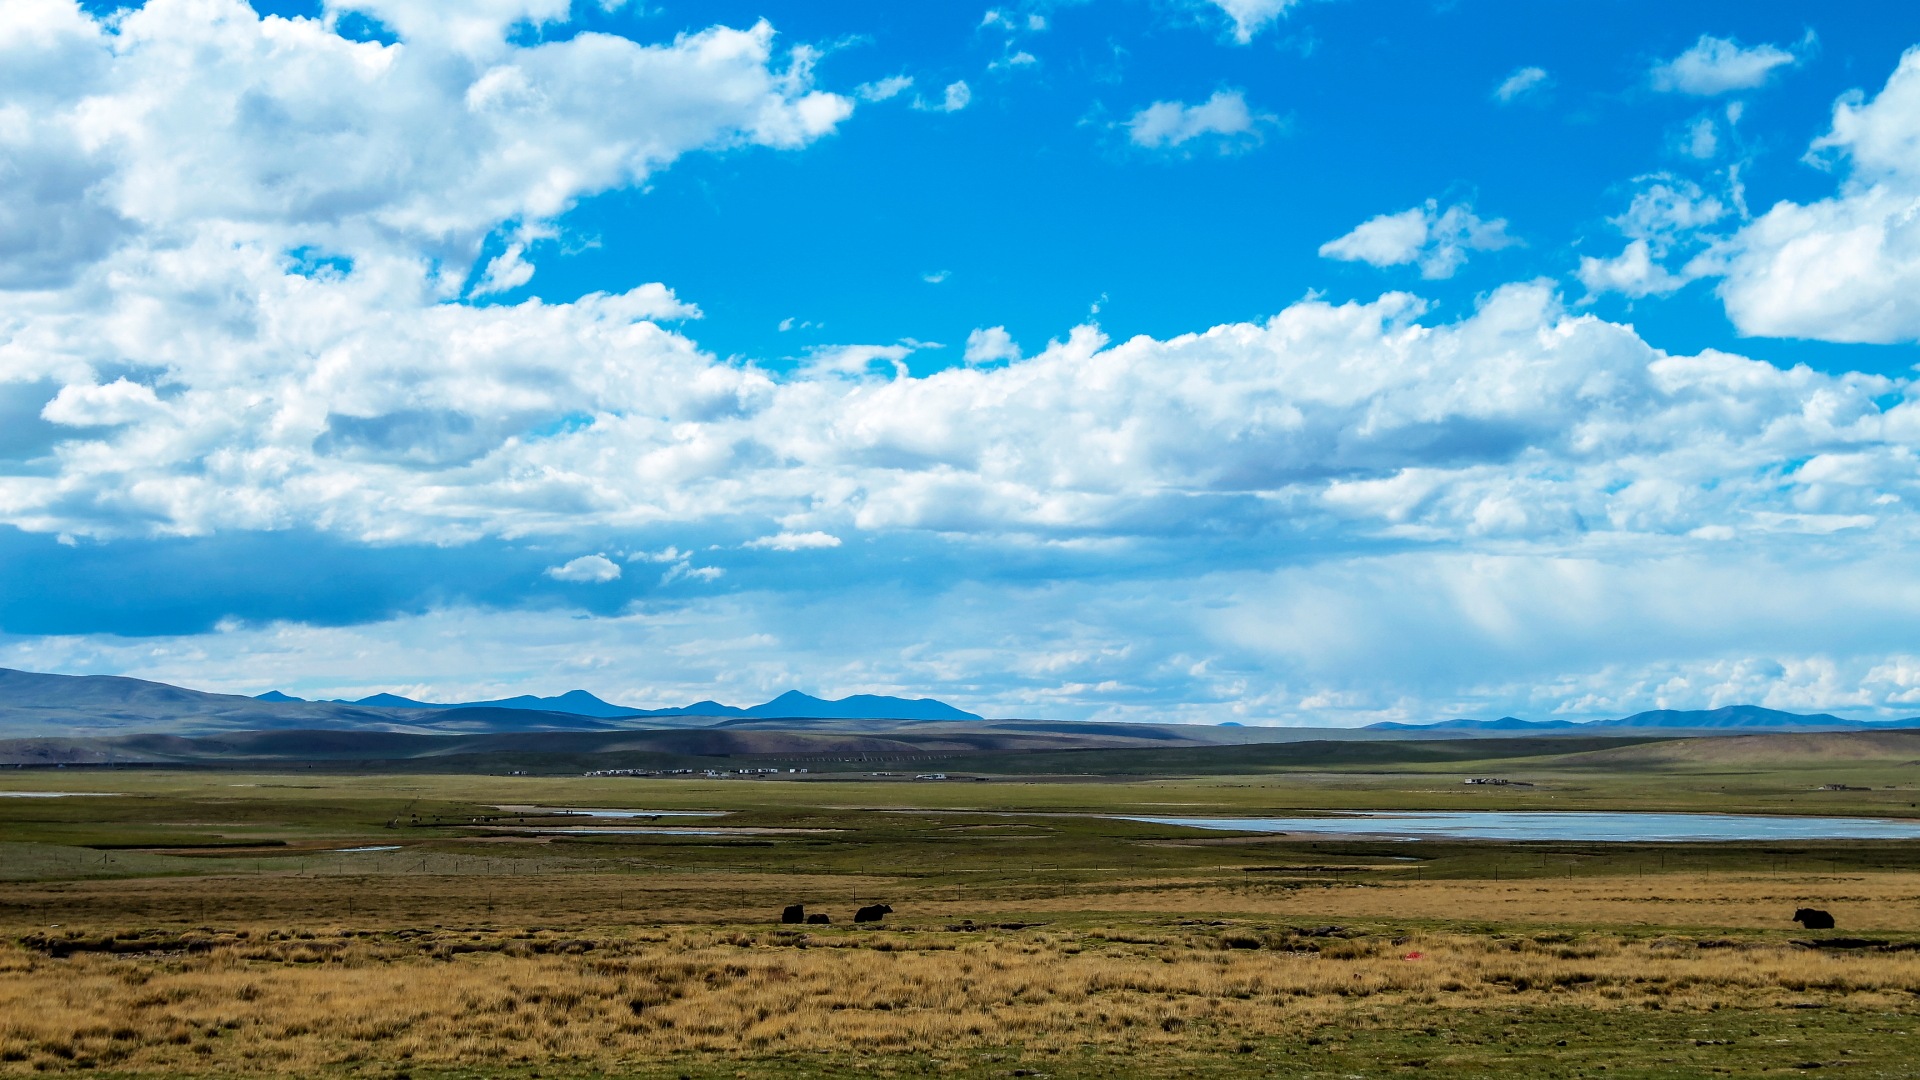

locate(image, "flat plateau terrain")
(5, 731), (1920, 1077)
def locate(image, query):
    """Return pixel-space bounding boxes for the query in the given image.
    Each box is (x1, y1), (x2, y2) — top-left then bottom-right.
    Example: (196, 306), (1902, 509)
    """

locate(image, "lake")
(514, 826), (736, 836)
(1121, 811), (1920, 842)
(490, 805), (725, 818)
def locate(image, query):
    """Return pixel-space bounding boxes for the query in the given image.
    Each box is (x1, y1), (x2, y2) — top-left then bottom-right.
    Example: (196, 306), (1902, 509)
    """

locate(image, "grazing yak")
(806, 913), (831, 924)
(854, 903), (893, 923)
(781, 904), (805, 924)
(1793, 907), (1835, 930)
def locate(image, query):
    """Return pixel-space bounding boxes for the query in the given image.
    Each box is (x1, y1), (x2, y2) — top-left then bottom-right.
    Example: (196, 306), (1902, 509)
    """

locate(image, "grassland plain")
(3, 738), (1920, 1077)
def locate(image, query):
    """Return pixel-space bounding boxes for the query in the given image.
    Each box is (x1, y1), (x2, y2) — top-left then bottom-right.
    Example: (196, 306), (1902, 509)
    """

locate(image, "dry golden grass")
(15, 865), (1917, 933)
(10, 760), (1920, 1076)
(1, 868), (1917, 1074)
(1017, 871), (1920, 931)
(1, 920), (1916, 1074)
(0, 870), (895, 927)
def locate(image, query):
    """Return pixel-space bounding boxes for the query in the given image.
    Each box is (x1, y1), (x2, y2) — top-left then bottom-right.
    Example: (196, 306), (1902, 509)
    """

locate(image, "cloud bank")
(10, 263), (1920, 720)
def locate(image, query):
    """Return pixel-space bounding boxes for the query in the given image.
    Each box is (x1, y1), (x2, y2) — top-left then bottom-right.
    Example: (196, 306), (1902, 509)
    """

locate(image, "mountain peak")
(763, 690), (826, 706)
(353, 692), (435, 708)
(743, 691), (981, 721)
(1364, 704), (1896, 736)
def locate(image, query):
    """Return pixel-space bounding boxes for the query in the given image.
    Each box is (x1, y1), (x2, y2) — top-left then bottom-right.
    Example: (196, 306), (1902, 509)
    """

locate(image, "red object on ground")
(1402, 951), (1424, 960)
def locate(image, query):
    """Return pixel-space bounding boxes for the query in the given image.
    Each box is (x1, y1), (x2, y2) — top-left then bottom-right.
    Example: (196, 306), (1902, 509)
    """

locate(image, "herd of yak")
(774, 903), (1839, 930)
(780, 903), (890, 925)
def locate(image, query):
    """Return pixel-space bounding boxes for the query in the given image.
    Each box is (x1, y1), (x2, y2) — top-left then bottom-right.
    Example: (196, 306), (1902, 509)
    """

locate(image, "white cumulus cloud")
(40, 378), (168, 428)
(0, 1), (851, 300)
(17, 267), (1914, 561)
(1127, 89), (1271, 152)
(744, 531), (842, 551)
(1202, 0), (1301, 44)
(1682, 116), (1719, 159)
(1652, 34), (1805, 96)
(964, 326), (1021, 365)
(471, 242), (536, 297)
(1576, 176), (1729, 300)
(1707, 47), (1920, 343)
(547, 554), (621, 582)
(914, 80), (971, 113)
(856, 75), (913, 103)
(1577, 239), (1690, 299)
(1493, 66), (1551, 103)
(0, 0), (850, 540)
(1319, 199), (1516, 279)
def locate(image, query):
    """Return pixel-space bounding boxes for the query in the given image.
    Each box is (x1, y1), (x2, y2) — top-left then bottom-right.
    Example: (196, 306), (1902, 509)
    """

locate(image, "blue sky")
(5, 0), (1920, 724)
(532, 0), (1920, 376)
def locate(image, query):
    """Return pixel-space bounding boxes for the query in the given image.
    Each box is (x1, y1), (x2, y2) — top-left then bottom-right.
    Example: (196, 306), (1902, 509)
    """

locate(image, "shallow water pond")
(491, 805), (725, 818)
(1121, 810), (1920, 841)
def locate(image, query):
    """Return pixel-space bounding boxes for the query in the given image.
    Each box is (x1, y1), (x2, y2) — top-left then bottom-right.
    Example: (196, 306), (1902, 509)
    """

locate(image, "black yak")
(1793, 907), (1835, 930)
(854, 903), (893, 923)
(806, 913), (831, 924)
(781, 904), (805, 924)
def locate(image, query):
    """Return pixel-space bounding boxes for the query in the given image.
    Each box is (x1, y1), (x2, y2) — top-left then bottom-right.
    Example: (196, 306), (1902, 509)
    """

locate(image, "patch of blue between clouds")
(285, 246), (353, 281)
(0, 527), (569, 635)
(496, 0), (1920, 380)
(0, 518), (1413, 638)
(218, 0), (1920, 380)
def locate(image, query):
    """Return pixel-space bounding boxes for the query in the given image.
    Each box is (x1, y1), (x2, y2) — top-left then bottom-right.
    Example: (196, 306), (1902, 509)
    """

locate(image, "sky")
(4, 0), (1920, 725)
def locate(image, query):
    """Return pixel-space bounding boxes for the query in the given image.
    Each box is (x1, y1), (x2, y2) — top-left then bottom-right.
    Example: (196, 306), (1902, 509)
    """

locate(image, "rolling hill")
(4, 666), (1911, 758)
(1367, 705), (1920, 737)
(256, 685), (982, 722)
(0, 667), (988, 737)
(1545, 728), (1920, 769)
(0, 717), (1241, 769)
(0, 667), (417, 737)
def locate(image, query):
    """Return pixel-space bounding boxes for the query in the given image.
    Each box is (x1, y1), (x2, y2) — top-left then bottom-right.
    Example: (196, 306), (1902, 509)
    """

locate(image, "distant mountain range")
(1365, 705), (1920, 735)
(3, 666), (1917, 742)
(0, 668), (986, 738)
(259, 686), (982, 722)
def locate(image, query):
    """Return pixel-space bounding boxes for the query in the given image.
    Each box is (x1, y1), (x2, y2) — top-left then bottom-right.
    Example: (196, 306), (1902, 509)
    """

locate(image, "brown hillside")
(1551, 729), (1920, 769)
